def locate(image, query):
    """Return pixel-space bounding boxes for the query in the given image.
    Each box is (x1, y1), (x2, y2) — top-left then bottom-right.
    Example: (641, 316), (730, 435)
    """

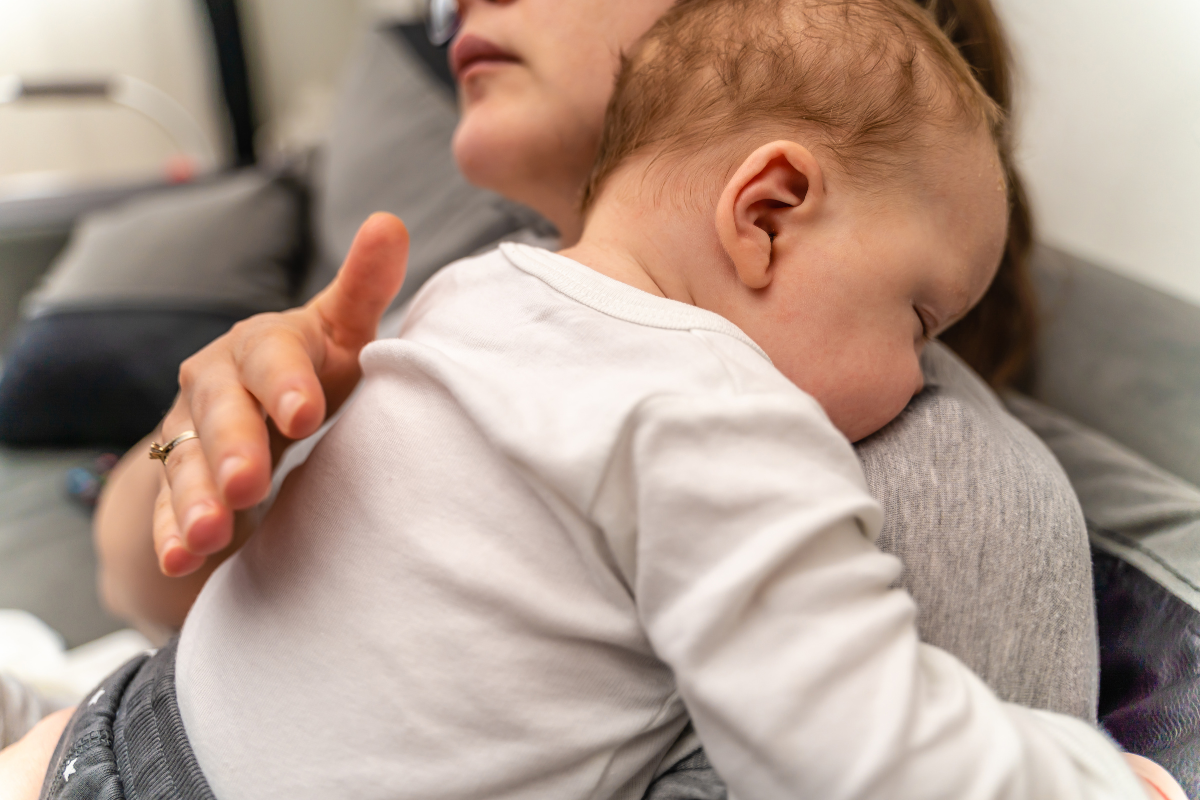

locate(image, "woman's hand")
(154, 212), (409, 576)
(0, 708), (72, 800)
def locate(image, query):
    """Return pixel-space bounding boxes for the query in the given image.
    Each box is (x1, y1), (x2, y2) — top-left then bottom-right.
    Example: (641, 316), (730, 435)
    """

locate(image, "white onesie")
(176, 243), (1142, 800)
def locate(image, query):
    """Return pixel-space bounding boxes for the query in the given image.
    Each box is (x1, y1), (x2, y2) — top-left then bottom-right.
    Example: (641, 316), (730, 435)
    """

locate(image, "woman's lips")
(450, 34), (520, 79)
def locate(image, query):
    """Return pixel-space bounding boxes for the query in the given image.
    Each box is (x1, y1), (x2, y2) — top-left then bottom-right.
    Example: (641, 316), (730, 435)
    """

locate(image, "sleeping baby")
(30, 0), (1169, 798)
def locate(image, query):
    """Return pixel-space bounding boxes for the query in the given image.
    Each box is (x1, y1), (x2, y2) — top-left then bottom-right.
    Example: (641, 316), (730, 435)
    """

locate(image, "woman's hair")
(919, 0), (1037, 388)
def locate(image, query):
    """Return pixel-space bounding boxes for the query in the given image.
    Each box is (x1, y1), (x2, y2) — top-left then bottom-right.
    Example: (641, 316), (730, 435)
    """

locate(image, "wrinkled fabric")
(861, 345), (1099, 720)
(1093, 553), (1200, 799)
(39, 640), (214, 800)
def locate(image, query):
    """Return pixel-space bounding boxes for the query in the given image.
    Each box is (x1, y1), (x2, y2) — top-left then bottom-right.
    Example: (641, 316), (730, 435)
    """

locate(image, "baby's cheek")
(846, 365), (923, 442)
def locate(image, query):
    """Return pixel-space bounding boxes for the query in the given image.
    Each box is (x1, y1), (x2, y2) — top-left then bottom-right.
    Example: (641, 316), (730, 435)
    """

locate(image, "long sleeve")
(618, 391), (1144, 800)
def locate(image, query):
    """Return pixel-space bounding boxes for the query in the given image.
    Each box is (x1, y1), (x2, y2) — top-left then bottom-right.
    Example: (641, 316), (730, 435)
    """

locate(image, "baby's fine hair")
(582, 0), (1004, 210)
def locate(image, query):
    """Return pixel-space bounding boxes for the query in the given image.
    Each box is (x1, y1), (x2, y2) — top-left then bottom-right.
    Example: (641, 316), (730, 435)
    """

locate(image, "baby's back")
(175, 244), (819, 799)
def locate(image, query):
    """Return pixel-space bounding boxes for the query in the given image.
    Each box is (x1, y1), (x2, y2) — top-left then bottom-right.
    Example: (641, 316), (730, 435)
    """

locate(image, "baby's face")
(743, 131), (1008, 441)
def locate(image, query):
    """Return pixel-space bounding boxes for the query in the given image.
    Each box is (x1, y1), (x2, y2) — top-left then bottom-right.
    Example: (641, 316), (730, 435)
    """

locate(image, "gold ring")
(149, 431), (200, 464)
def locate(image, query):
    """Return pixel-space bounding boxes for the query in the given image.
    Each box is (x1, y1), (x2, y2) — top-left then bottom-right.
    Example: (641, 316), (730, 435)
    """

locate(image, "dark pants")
(39, 638), (214, 800)
(35, 637), (723, 800)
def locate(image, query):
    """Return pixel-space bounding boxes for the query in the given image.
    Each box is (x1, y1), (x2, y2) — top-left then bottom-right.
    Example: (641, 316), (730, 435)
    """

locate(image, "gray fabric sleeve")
(856, 342), (1099, 721)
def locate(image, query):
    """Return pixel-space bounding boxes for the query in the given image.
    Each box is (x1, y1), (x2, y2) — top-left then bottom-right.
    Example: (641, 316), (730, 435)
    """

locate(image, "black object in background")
(1094, 549), (1200, 797)
(0, 309), (251, 449)
(200, 0), (257, 166)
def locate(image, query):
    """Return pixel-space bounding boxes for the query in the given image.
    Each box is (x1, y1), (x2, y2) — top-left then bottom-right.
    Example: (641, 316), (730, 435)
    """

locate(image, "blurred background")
(0, 0), (421, 190)
(0, 0), (1196, 302)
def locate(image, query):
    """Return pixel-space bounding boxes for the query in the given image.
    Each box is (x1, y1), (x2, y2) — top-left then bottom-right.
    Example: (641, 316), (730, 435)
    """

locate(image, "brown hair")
(919, 0), (1036, 388)
(584, 0), (1036, 388)
(583, 0), (1002, 212)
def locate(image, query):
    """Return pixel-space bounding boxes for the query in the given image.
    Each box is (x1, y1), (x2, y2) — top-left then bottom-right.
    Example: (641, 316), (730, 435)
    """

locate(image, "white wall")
(0, 0), (227, 194)
(0, 0), (423, 194)
(996, 0), (1200, 305)
(238, 0), (423, 153)
(237, 0), (361, 154)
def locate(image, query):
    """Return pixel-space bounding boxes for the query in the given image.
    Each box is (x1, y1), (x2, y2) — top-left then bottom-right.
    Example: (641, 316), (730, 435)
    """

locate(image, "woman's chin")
(452, 115), (509, 194)
(453, 102), (552, 195)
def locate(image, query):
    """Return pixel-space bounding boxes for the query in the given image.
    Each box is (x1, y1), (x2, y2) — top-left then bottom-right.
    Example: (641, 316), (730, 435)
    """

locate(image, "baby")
(30, 0), (1159, 798)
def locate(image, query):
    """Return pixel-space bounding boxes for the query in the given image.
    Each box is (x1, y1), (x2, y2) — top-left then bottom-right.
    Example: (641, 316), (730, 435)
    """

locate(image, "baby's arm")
(0, 708), (71, 800)
(620, 390), (1150, 800)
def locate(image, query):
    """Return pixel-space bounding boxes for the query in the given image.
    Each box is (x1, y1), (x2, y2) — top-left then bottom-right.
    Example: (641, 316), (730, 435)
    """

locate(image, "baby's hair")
(581, 0), (1004, 211)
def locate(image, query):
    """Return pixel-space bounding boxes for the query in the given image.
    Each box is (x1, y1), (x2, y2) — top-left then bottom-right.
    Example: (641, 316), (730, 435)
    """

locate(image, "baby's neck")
(558, 188), (726, 309)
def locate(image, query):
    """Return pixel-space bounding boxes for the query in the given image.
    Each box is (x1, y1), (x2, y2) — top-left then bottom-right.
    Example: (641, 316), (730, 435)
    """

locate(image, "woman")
(96, 0), (1093, 713)
(51, 0), (1117, 792)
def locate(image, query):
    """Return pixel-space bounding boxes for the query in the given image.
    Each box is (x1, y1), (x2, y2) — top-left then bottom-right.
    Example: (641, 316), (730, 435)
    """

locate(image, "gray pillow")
(1030, 245), (1200, 487)
(301, 23), (547, 307)
(0, 170), (304, 446)
(24, 170), (303, 317)
(1009, 391), (1200, 599)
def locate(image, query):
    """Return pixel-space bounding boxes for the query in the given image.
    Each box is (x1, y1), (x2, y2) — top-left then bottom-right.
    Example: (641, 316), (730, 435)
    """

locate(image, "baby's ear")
(715, 141), (825, 290)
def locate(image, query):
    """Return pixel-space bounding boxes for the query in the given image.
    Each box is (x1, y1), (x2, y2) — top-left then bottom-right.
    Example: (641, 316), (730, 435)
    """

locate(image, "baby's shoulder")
(396, 243), (792, 399)
(358, 244), (816, 503)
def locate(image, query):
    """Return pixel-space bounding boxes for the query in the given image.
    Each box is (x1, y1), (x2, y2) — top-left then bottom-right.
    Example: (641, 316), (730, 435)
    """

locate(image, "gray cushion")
(1007, 393), (1200, 797)
(301, 23), (547, 308)
(24, 170), (303, 317)
(1008, 391), (1200, 602)
(0, 170), (305, 447)
(0, 445), (122, 648)
(1030, 244), (1200, 487)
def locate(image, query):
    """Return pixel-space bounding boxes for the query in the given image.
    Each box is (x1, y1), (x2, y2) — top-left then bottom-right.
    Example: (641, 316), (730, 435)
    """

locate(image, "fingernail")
(217, 456), (249, 492)
(162, 540), (201, 577)
(188, 519), (225, 555)
(278, 390), (306, 430)
(183, 502), (215, 537)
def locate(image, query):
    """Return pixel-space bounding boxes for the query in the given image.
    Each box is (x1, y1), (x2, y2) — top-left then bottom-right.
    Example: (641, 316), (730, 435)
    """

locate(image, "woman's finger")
(150, 212), (409, 577)
(227, 313), (328, 445)
(153, 476), (205, 577)
(312, 212), (410, 352)
(162, 414), (242, 558)
(178, 343), (274, 512)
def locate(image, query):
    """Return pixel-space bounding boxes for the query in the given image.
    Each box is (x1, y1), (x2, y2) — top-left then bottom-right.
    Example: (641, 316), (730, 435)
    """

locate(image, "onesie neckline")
(500, 242), (770, 363)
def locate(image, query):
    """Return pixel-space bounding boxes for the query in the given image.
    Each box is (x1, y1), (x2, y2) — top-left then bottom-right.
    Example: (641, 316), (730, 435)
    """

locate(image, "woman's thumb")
(316, 212), (410, 347)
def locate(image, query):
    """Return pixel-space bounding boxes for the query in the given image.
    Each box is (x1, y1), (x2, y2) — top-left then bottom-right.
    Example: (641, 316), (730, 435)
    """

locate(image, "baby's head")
(576, 0), (1010, 441)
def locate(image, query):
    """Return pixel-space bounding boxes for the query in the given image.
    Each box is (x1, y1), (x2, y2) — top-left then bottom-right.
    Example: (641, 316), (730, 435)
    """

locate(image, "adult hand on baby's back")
(153, 213), (409, 577)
